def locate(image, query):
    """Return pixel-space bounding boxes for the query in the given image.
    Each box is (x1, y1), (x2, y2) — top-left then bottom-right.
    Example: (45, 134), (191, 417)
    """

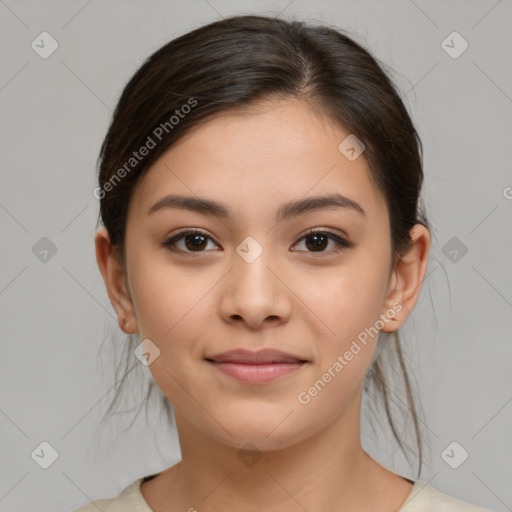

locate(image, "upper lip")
(206, 349), (307, 364)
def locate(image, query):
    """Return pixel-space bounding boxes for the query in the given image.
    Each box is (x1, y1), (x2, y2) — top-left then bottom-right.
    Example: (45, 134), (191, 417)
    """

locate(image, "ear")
(381, 224), (431, 333)
(95, 227), (138, 334)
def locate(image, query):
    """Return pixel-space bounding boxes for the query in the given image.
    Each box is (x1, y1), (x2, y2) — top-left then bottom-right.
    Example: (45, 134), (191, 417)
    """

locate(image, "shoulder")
(402, 480), (495, 512)
(72, 497), (115, 512)
(71, 477), (151, 512)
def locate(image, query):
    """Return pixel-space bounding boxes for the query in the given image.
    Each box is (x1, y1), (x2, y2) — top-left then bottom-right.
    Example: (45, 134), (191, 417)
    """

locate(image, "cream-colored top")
(72, 475), (495, 512)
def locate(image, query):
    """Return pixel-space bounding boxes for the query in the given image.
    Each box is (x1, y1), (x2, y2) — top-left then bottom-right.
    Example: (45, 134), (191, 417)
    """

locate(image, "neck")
(154, 388), (406, 512)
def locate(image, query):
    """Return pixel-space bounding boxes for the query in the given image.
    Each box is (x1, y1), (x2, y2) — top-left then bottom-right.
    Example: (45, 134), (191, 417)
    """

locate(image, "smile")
(207, 361), (307, 384)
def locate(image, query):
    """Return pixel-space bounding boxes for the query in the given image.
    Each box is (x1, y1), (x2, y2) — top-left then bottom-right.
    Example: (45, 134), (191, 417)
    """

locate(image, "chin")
(206, 415), (311, 453)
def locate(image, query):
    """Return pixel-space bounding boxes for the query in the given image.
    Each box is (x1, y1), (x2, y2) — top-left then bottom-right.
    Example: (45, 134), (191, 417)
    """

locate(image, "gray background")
(1, 0), (511, 511)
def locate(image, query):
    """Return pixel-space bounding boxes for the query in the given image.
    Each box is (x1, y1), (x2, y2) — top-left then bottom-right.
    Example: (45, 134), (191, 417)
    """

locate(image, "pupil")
(186, 234), (207, 251)
(306, 233), (327, 251)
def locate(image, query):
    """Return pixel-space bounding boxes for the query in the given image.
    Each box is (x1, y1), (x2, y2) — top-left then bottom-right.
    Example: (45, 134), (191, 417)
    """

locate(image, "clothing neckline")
(132, 474), (425, 511)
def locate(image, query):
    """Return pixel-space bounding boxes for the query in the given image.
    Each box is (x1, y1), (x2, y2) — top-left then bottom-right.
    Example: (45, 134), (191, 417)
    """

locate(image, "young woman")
(75, 14), (493, 512)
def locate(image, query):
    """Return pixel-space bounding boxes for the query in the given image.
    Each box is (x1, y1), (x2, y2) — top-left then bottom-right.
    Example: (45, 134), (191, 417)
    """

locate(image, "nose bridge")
(220, 235), (290, 327)
(233, 235), (278, 296)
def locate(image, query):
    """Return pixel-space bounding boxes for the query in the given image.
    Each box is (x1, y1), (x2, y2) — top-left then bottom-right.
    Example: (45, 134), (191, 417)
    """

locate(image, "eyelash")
(162, 228), (353, 257)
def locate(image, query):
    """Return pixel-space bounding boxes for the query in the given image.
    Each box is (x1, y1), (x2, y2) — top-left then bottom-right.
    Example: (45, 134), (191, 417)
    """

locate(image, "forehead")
(130, 99), (387, 225)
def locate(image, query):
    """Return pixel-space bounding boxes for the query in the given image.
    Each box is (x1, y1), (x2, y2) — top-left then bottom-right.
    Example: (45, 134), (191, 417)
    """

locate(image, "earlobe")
(380, 224), (430, 333)
(95, 228), (138, 334)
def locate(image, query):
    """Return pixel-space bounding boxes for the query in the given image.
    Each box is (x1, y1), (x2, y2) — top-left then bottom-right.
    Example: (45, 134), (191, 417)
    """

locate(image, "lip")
(205, 349), (308, 384)
(207, 348), (307, 364)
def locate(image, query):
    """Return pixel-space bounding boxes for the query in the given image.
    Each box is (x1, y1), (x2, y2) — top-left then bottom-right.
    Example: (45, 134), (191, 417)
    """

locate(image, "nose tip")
(220, 255), (291, 330)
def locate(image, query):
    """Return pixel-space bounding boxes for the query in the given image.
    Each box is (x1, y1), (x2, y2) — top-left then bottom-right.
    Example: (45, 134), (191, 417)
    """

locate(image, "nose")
(219, 248), (292, 330)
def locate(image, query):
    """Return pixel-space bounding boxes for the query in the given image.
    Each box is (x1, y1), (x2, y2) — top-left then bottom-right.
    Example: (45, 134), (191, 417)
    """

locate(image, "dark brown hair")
(95, 14), (430, 478)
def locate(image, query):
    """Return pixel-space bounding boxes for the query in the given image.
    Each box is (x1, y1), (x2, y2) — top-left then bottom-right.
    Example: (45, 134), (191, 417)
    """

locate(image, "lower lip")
(208, 361), (305, 384)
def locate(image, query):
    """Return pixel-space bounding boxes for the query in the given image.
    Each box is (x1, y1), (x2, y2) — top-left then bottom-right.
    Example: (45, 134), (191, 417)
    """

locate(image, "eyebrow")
(148, 192), (366, 222)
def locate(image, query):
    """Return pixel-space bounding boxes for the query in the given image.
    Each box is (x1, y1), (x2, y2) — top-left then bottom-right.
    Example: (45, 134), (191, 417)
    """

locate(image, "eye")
(162, 229), (220, 254)
(162, 228), (352, 256)
(292, 229), (352, 256)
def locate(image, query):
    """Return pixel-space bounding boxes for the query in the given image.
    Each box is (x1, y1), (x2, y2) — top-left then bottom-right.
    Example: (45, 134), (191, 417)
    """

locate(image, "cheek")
(295, 253), (391, 351)
(292, 258), (390, 419)
(127, 256), (215, 407)
(127, 250), (220, 381)
(128, 247), (206, 338)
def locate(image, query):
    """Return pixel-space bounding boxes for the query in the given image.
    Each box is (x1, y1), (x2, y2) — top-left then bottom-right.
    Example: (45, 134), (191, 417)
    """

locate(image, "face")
(103, 98), (420, 451)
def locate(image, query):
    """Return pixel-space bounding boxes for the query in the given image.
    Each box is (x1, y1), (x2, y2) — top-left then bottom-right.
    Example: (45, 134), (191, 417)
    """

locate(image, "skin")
(96, 98), (430, 512)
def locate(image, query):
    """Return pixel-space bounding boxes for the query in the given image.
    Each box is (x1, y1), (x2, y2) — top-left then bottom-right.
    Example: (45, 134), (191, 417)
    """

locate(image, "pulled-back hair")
(95, 14), (430, 478)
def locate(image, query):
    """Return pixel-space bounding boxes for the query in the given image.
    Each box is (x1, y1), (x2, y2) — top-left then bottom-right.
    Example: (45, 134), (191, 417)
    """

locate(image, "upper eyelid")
(301, 226), (349, 240)
(168, 228), (220, 244)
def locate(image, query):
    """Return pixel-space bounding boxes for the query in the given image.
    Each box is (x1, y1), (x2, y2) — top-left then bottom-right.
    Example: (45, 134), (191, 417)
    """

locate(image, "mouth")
(205, 349), (308, 384)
